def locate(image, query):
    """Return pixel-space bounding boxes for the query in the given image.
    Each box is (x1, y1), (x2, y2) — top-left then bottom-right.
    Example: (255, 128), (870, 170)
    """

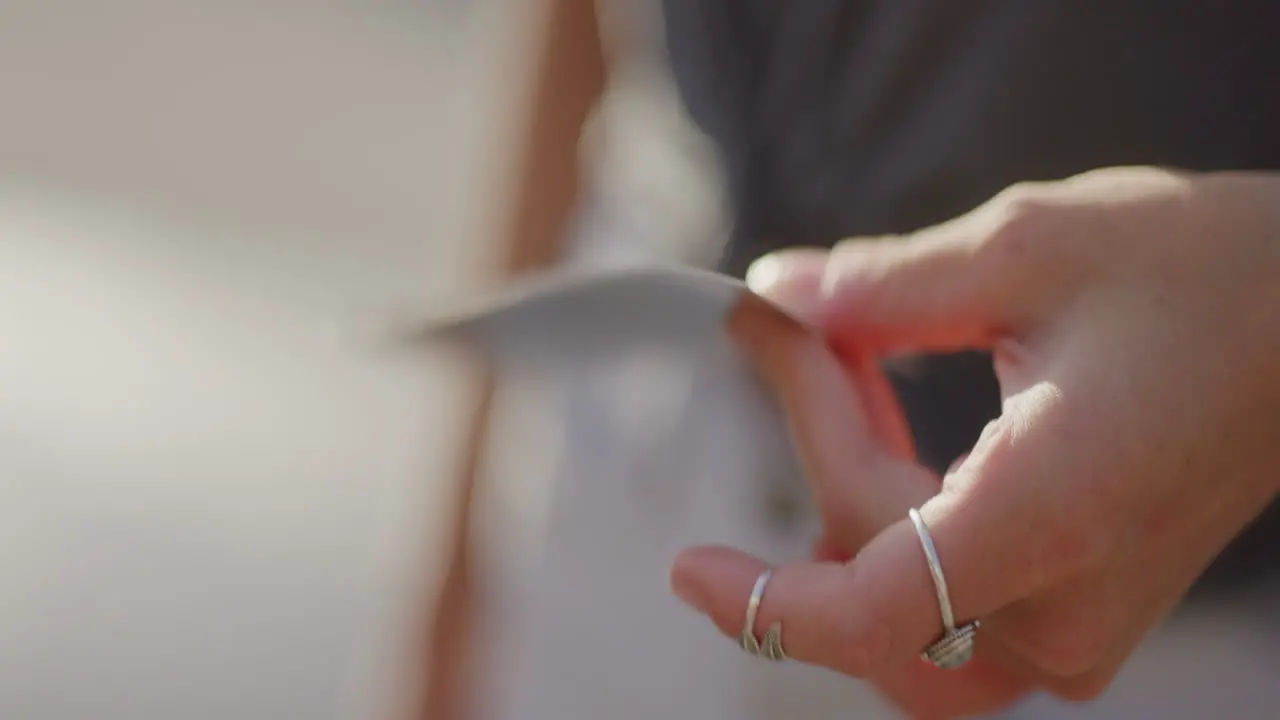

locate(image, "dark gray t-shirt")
(660, 0), (1280, 596)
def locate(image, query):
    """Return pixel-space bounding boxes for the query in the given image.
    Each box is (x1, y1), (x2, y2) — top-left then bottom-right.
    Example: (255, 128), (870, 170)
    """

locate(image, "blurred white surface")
(0, 2), (512, 718)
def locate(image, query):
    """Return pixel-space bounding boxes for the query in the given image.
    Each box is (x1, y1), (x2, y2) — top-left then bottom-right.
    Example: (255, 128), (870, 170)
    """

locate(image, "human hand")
(669, 167), (1280, 717)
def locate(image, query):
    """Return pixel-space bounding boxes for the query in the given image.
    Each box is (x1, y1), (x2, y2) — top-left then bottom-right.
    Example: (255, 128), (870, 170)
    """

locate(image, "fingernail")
(745, 254), (786, 294)
(745, 251), (826, 319)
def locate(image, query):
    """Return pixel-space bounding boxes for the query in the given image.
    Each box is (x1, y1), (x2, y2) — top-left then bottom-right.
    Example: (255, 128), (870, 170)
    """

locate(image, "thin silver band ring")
(909, 508), (956, 630)
(742, 569), (770, 638)
(738, 569), (787, 661)
(909, 508), (980, 669)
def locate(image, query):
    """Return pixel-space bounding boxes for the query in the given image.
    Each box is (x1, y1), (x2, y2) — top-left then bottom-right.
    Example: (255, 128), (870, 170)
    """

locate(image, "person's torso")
(660, 0), (1280, 273)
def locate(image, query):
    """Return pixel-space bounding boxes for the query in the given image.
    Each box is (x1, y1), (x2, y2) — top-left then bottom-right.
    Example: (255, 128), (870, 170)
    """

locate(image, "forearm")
(494, 0), (607, 275)
(419, 1), (606, 718)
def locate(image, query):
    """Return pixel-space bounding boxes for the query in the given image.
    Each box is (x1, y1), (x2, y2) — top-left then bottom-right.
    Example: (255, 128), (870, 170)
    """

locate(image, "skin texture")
(670, 167), (1280, 719)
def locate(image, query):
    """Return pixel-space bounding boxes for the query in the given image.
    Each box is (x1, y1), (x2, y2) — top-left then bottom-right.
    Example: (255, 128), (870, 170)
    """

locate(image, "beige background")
(0, 2), (530, 717)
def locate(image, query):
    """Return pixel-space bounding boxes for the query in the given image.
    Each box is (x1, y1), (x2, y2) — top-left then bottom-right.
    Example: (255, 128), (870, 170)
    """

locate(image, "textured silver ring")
(909, 508), (980, 669)
(737, 569), (787, 661)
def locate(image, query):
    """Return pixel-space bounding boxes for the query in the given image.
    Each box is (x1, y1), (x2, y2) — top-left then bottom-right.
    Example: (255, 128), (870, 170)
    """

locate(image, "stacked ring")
(737, 569), (788, 661)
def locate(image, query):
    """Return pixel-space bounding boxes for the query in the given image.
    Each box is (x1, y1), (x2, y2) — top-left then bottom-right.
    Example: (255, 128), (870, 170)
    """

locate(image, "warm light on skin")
(745, 254), (785, 295)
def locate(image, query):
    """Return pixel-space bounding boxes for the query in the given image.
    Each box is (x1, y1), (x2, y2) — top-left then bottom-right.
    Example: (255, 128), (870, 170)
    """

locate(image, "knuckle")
(978, 183), (1074, 281)
(989, 184), (1056, 246)
(992, 180), (1052, 214)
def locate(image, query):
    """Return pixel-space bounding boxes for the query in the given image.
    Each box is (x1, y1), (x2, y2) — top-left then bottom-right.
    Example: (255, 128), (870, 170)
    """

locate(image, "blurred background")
(0, 1), (723, 717)
(0, 2), (518, 717)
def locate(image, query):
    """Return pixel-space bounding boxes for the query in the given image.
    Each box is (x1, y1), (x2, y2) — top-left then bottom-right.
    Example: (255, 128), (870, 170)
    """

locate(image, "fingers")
(743, 248), (829, 320)
(669, 500), (1040, 678)
(680, 292), (949, 674)
(839, 348), (918, 462)
(810, 534), (853, 563)
(670, 546), (898, 676)
(817, 227), (1014, 351)
(743, 253), (920, 462)
(745, 188), (1081, 355)
(705, 246), (1092, 683)
(673, 383), (1087, 680)
(727, 292), (934, 540)
(912, 390), (1091, 620)
(728, 292), (883, 470)
(670, 488), (1072, 679)
(747, 249), (926, 456)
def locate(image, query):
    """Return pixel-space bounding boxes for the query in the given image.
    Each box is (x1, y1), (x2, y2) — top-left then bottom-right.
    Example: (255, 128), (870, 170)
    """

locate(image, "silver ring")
(909, 508), (980, 669)
(737, 569), (787, 661)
